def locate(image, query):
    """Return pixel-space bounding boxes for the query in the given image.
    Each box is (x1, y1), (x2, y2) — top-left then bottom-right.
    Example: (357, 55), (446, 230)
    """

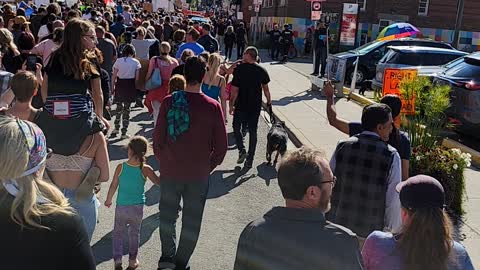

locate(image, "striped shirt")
(44, 94), (93, 119)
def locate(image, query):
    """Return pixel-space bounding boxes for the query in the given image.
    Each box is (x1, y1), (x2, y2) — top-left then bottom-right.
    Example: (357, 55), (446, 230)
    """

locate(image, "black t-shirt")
(314, 28), (328, 48)
(197, 34), (219, 53)
(0, 192), (95, 270)
(281, 30), (294, 44)
(348, 122), (411, 160)
(46, 53), (101, 96)
(171, 64), (185, 76)
(269, 30), (281, 43)
(217, 22), (226, 36)
(236, 27), (246, 44)
(232, 63), (270, 112)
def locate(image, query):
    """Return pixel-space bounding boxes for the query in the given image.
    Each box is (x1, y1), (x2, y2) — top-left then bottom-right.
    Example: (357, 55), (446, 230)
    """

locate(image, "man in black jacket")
(312, 22), (328, 77)
(233, 147), (364, 270)
(197, 24), (219, 54)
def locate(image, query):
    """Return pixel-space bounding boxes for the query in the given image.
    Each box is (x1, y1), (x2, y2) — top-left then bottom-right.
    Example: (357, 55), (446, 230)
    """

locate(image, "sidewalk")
(259, 60), (480, 267)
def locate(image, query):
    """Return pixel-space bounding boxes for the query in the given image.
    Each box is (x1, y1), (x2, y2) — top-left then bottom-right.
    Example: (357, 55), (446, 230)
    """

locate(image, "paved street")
(93, 107), (292, 269)
(91, 54), (479, 269)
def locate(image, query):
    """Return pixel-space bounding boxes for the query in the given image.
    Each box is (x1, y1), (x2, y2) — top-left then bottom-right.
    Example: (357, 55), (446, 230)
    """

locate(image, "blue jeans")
(158, 179), (209, 270)
(63, 188), (99, 242)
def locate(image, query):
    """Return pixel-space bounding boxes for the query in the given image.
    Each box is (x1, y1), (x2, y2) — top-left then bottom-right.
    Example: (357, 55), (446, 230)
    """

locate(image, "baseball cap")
(14, 16), (30, 25)
(396, 175), (445, 210)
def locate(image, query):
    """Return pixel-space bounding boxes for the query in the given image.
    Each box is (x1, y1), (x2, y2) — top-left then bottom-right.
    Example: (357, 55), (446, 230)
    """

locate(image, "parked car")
(433, 52), (480, 137)
(372, 46), (467, 91)
(334, 38), (455, 83)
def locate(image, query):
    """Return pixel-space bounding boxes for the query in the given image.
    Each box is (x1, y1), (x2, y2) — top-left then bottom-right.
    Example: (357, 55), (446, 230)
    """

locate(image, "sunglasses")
(319, 176), (337, 188)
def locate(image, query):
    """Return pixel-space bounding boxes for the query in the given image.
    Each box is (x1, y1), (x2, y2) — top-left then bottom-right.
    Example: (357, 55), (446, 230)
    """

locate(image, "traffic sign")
(311, 0), (322, 20)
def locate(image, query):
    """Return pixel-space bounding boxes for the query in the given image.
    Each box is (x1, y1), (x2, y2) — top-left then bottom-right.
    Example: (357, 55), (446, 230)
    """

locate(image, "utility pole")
(453, 0), (465, 49)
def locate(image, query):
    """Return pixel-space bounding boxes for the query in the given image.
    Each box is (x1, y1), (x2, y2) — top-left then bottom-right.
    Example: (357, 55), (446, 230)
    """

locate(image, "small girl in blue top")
(105, 136), (160, 270)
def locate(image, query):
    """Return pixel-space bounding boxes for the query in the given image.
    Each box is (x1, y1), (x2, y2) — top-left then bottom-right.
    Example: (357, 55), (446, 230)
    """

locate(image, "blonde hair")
(159, 41), (175, 64)
(206, 53), (222, 85)
(0, 28), (19, 55)
(0, 117), (73, 230)
(168, 74), (186, 94)
(136, 26), (147, 37)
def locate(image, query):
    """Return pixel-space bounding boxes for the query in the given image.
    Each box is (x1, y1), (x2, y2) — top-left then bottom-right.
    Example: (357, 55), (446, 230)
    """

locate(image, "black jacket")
(233, 207), (364, 270)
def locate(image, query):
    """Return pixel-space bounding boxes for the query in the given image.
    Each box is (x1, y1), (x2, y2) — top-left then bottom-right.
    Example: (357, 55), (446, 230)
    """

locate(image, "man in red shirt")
(153, 56), (227, 270)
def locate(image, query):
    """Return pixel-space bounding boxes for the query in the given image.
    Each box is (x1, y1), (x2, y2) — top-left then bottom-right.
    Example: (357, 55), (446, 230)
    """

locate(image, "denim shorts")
(62, 188), (99, 242)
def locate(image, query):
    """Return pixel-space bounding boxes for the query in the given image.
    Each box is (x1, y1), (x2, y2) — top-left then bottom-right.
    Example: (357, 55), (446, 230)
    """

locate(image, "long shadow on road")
(92, 213), (160, 265)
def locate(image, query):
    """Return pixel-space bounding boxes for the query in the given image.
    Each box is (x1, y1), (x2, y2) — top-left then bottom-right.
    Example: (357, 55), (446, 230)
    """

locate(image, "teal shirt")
(116, 162), (146, 206)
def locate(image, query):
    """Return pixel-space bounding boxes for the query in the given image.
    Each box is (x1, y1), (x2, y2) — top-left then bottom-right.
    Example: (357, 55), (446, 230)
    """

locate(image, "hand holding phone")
(26, 55), (37, 72)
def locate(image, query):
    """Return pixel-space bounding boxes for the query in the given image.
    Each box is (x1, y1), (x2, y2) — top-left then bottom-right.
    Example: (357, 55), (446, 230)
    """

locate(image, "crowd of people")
(0, 1), (475, 270)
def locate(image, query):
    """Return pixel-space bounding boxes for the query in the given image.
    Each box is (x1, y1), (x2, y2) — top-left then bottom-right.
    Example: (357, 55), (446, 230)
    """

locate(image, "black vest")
(327, 133), (396, 238)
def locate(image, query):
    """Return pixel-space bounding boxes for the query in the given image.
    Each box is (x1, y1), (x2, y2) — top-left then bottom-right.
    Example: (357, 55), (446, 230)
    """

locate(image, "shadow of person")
(92, 213), (160, 265)
(256, 162), (278, 186)
(207, 166), (253, 199)
(145, 184), (161, 206)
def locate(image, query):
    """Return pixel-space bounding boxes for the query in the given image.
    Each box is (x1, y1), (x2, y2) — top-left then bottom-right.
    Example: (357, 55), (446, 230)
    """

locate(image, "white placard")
(237, 12), (243, 20)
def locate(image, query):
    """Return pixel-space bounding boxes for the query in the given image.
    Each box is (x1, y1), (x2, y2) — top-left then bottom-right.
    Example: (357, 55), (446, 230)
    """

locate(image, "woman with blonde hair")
(145, 41), (179, 126)
(362, 175), (474, 270)
(0, 28), (20, 71)
(201, 52), (227, 119)
(0, 116), (95, 270)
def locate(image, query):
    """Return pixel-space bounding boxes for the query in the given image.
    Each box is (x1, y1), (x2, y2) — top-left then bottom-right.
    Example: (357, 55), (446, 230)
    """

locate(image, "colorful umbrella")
(377, 23), (421, 41)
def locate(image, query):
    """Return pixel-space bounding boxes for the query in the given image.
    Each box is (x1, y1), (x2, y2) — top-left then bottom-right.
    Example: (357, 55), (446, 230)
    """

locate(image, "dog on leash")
(266, 119), (288, 166)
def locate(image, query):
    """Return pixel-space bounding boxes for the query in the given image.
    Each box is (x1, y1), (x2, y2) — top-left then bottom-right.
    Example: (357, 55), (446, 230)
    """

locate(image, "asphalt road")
(92, 105), (290, 270)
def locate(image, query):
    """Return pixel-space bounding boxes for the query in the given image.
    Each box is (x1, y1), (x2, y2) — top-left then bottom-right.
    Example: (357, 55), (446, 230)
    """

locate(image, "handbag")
(145, 57), (163, 90)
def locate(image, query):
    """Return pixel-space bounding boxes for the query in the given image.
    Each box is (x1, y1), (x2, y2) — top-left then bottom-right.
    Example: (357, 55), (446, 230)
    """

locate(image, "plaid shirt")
(167, 91), (190, 141)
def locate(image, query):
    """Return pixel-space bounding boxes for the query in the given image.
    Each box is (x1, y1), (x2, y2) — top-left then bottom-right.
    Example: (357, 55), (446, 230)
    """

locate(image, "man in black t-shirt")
(280, 24), (294, 63)
(313, 22), (328, 77)
(230, 46), (272, 169)
(197, 24), (219, 53)
(267, 24), (282, 60)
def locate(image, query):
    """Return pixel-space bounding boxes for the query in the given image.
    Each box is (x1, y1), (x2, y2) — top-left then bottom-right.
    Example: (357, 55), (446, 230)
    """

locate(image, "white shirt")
(330, 131), (402, 234)
(113, 57), (141, 79)
(37, 25), (49, 40)
(131, 39), (157, 60)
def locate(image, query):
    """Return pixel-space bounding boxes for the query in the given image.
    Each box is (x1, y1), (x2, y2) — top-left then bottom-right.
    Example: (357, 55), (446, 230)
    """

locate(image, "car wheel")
(347, 67), (366, 84)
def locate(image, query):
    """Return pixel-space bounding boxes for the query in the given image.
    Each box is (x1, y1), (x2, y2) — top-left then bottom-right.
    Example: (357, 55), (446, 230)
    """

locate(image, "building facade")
(245, 0), (480, 52)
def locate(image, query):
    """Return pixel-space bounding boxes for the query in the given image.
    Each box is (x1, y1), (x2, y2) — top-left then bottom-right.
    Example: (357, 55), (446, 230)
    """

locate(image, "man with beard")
(233, 147), (363, 270)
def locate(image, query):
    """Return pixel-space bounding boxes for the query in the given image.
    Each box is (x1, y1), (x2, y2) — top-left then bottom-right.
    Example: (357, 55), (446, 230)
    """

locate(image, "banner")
(382, 69), (417, 115)
(325, 55), (347, 94)
(339, 3), (358, 47)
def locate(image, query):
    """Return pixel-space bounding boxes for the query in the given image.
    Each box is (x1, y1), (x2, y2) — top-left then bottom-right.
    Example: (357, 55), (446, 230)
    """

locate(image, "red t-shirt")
(153, 91), (227, 182)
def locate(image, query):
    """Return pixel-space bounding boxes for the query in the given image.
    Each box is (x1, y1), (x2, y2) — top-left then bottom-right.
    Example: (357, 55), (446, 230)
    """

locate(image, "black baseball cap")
(396, 175), (445, 210)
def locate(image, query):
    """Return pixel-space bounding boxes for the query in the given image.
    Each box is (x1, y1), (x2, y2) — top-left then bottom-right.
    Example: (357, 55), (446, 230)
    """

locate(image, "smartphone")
(26, 55), (37, 72)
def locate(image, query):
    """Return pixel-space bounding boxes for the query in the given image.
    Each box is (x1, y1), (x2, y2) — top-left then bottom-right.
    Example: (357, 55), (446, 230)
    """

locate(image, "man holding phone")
(312, 22), (328, 77)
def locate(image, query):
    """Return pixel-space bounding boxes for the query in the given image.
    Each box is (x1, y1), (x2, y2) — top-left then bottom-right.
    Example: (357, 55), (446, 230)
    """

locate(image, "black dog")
(358, 80), (372, 96)
(266, 121), (288, 166)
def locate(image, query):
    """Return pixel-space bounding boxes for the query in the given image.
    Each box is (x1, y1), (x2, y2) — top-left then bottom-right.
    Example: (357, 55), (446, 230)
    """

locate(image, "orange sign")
(382, 69), (417, 115)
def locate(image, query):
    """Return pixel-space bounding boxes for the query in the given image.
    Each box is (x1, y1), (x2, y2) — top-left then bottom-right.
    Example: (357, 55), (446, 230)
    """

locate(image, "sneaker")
(245, 159), (253, 169)
(158, 261), (176, 270)
(237, 151), (247, 164)
(310, 72), (319, 76)
(75, 167), (100, 202)
(114, 263), (123, 270)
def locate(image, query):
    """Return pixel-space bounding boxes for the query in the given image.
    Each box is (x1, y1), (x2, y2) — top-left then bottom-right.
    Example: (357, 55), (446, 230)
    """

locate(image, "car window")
(444, 58), (480, 77)
(443, 57), (464, 69)
(424, 53), (462, 66)
(380, 50), (395, 63)
(355, 41), (383, 54)
(388, 52), (424, 65)
(410, 41), (453, 49)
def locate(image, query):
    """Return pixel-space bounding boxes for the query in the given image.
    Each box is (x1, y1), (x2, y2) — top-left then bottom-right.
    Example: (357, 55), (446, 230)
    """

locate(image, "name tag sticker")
(53, 100), (70, 117)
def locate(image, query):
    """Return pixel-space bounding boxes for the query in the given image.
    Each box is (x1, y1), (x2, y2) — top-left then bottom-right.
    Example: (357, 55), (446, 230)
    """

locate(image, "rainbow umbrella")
(377, 23), (421, 41)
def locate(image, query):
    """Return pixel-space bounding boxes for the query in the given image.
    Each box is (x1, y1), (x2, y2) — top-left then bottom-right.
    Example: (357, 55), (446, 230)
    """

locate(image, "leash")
(265, 103), (275, 124)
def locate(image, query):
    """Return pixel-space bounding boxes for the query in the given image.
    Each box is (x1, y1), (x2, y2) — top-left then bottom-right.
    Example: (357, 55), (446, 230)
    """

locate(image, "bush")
(411, 146), (471, 215)
(399, 76), (468, 216)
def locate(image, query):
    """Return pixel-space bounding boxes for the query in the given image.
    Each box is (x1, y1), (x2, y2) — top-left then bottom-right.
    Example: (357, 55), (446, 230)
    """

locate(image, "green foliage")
(399, 76), (451, 149)
(399, 76), (467, 216)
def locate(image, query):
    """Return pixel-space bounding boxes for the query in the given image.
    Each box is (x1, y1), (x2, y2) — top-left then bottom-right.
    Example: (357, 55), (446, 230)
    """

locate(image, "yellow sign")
(382, 69), (417, 115)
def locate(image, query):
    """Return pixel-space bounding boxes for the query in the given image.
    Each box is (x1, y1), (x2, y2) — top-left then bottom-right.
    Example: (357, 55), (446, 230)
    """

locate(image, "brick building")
(244, 0), (480, 51)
